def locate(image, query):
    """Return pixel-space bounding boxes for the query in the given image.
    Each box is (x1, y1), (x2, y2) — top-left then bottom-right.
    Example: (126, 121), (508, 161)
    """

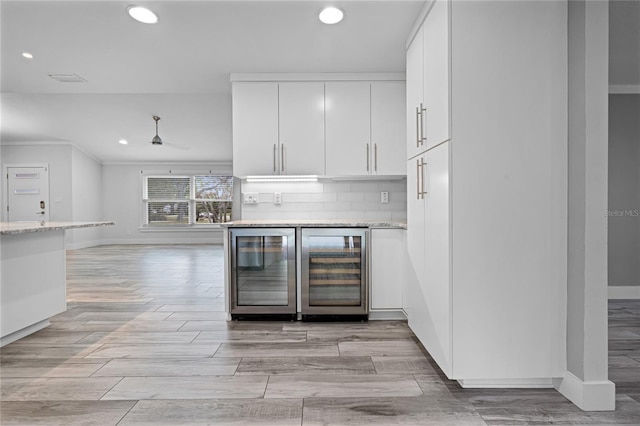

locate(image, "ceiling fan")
(147, 115), (189, 150)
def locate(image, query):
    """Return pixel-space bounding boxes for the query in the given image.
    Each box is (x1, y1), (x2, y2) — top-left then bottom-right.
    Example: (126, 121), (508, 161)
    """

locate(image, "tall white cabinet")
(405, 0), (568, 385)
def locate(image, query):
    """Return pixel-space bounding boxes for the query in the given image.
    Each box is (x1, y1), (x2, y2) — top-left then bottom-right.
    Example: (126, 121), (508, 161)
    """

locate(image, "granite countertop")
(222, 219), (407, 229)
(0, 221), (115, 235)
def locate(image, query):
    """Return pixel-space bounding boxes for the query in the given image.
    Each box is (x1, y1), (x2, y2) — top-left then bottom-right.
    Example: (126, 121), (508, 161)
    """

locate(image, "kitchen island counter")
(0, 220), (114, 235)
(1, 221), (114, 346)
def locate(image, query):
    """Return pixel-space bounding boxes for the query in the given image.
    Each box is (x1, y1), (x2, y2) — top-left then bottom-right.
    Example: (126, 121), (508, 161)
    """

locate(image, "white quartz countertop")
(0, 221), (115, 235)
(221, 219), (406, 229)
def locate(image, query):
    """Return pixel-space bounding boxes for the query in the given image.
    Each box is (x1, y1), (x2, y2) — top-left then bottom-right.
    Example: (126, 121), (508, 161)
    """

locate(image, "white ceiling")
(0, 0), (424, 163)
(1, 1), (638, 164)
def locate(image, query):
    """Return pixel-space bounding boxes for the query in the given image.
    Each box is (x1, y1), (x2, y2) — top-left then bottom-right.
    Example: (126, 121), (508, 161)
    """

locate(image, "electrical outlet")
(380, 191), (389, 204)
(243, 192), (259, 204)
(274, 192), (282, 205)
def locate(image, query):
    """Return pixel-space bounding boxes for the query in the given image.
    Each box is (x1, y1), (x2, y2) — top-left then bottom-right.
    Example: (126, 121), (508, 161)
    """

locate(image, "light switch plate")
(274, 192), (282, 205)
(243, 192), (259, 204)
(380, 191), (389, 204)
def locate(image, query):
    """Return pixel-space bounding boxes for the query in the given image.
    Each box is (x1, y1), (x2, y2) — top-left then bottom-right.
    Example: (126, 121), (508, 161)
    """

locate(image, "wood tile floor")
(1, 244), (639, 425)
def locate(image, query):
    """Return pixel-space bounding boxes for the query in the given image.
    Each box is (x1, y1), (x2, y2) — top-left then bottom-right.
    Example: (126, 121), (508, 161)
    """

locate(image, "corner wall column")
(556, 0), (615, 411)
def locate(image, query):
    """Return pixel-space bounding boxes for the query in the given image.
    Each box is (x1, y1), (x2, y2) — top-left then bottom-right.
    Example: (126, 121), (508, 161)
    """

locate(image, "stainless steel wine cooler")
(229, 228), (296, 318)
(301, 228), (368, 318)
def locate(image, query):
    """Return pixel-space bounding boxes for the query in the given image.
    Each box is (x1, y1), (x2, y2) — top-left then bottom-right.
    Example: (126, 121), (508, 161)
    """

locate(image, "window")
(143, 174), (233, 227)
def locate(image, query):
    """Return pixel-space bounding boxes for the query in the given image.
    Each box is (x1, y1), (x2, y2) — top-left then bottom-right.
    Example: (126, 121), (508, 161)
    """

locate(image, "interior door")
(6, 166), (50, 222)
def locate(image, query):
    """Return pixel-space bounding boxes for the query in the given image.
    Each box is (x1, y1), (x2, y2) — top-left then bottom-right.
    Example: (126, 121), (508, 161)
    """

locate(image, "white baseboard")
(1, 320), (50, 347)
(554, 371), (615, 411)
(368, 310), (407, 320)
(457, 378), (553, 389)
(608, 286), (640, 299)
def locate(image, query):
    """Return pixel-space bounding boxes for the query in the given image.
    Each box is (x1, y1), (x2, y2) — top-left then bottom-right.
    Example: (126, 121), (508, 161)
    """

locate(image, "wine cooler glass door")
(302, 228), (367, 315)
(231, 228), (296, 314)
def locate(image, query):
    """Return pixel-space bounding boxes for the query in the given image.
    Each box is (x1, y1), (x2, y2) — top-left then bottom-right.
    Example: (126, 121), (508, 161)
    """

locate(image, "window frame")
(140, 171), (233, 229)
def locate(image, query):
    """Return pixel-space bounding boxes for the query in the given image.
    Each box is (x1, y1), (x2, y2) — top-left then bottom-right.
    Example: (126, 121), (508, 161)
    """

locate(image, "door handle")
(366, 144), (370, 172)
(281, 144), (285, 173)
(273, 144), (277, 173)
(416, 159), (421, 200)
(374, 144), (378, 172)
(420, 104), (427, 145)
(416, 106), (421, 148)
(420, 159), (428, 197)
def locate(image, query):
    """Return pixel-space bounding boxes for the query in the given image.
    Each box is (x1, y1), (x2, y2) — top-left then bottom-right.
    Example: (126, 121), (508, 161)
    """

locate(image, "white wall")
(608, 94), (640, 289)
(101, 163), (232, 245)
(239, 178), (407, 221)
(68, 147), (104, 249)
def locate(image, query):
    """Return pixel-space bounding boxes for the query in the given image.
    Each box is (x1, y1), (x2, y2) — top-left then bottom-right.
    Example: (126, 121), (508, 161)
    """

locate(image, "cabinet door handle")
(416, 106), (421, 147)
(366, 144), (370, 172)
(416, 159), (421, 199)
(273, 144), (277, 173)
(281, 144), (285, 173)
(421, 104), (427, 145)
(374, 144), (378, 172)
(421, 159), (428, 197)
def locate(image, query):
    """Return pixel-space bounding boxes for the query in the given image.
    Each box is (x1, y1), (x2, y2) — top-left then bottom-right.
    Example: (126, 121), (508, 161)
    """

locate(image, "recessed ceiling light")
(127, 6), (158, 24)
(119, 139), (129, 145)
(22, 52), (34, 59)
(319, 7), (344, 24)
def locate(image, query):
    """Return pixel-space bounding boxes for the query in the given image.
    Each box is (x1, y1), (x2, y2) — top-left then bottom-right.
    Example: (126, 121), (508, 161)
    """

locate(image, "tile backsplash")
(239, 178), (407, 221)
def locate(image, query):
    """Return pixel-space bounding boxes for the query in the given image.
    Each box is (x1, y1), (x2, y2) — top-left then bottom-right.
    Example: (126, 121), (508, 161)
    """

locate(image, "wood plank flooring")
(1, 244), (639, 425)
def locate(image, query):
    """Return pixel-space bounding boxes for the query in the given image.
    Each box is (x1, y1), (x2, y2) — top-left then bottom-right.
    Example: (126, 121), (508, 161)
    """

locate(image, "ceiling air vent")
(48, 73), (87, 83)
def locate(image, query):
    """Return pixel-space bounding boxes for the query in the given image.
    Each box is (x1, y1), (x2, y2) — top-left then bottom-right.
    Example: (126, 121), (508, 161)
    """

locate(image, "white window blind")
(142, 174), (233, 227)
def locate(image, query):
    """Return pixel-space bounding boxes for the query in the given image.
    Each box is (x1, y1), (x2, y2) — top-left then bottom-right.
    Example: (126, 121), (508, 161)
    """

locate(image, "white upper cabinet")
(371, 81), (407, 175)
(232, 82), (325, 177)
(278, 82), (325, 176)
(325, 82), (371, 176)
(406, 26), (425, 159)
(232, 82), (279, 177)
(233, 76), (406, 178)
(326, 81), (406, 176)
(406, 0), (450, 159)
(422, 0), (450, 149)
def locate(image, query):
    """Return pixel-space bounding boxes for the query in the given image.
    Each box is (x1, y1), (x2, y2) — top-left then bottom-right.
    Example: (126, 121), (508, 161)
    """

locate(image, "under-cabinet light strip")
(246, 175), (318, 183)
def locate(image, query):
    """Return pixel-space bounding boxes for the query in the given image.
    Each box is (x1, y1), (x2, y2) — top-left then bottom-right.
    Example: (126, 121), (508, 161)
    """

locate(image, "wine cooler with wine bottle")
(301, 228), (367, 319)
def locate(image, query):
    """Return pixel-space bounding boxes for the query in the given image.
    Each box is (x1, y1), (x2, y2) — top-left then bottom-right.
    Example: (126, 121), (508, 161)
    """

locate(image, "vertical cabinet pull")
(420, 103), (427, 146)
(416, 159), (421, 199)
(374, 144), (378, 172)
(273, 144), (277, 173)
(416, 157), (428, 199)
(281, 144), (285, 173)
(415, 106), (421, 147)
(366, 144), (370, 172)
(421, 159), (428, 196)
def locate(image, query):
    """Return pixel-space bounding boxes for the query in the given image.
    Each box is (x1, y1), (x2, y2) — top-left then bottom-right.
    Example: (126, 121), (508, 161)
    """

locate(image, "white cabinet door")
(423, 0), (450, 149)
(232, 82), (279, 177)
(406, 27), (424, 159)
(279, 82), (326, 176)
(371, 82), (406, 175)
(370, 228), (404, 310)
(325, 82), (371, 176)
(422, 141), (452, 377)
